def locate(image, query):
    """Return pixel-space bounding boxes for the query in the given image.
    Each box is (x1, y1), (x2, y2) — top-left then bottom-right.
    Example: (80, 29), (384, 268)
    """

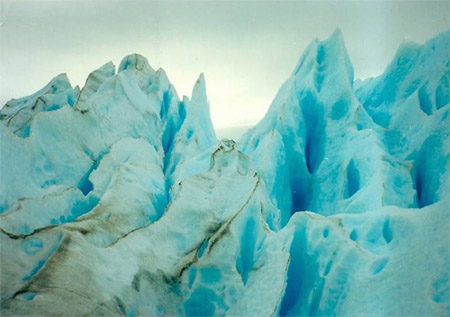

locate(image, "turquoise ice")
(0, 30), (448, 316)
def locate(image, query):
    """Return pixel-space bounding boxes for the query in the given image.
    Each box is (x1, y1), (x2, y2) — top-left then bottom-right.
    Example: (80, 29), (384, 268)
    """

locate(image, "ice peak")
(191, 73), (208, 107)
(0, 72), (77, 137)
(392, 39), (421, 63)
(118, 53), (155, 74)
(39, 73), (73, 95)
(196, 73), (206, 86)
(397, 29), (449, 56)
(292, 29), (354, 86)
(193, 73), (206, 93)
(98, 61), (116, 73)
(326, 28), (345, 50)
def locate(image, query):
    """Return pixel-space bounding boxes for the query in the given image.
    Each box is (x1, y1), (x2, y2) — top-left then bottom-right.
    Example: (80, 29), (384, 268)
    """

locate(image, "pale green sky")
(1, 0), (449, 128)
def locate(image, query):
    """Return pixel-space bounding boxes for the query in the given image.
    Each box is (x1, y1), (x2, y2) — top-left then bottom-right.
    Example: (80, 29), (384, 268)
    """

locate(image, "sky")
(1, 0), (449, 131)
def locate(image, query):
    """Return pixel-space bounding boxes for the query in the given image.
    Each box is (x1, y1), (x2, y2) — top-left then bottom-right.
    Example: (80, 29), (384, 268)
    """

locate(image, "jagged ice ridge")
(0, 29), (449, 316)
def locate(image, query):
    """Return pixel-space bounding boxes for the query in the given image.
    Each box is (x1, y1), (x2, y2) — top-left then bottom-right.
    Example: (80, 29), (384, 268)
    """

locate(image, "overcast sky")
(1, 0), (448, 129)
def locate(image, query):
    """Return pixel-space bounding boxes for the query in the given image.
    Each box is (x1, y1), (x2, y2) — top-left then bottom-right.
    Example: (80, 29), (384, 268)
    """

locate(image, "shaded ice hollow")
(0, 30), (449, 316)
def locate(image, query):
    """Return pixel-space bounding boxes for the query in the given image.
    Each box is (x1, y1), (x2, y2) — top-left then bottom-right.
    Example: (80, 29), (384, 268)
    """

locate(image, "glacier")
(0, 29), (449, 316)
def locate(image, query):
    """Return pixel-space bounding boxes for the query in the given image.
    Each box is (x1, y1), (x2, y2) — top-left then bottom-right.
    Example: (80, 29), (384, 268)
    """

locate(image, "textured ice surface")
(1, 30), (449, 316)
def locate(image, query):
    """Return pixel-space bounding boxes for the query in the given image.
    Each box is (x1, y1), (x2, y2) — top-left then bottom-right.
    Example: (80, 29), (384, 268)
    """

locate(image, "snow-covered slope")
(1, 30), (449, 316)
